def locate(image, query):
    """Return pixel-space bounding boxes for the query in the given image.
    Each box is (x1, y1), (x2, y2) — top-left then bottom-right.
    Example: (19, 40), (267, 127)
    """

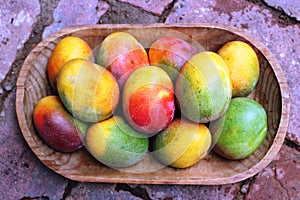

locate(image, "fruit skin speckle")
(211, 97), (267, 160)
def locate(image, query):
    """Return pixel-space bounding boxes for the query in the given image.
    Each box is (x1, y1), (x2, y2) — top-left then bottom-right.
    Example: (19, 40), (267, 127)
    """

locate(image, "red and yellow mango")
(97, 32), (149, 88)
(123, 66), (175, 135)
(149, 37), (198, 82)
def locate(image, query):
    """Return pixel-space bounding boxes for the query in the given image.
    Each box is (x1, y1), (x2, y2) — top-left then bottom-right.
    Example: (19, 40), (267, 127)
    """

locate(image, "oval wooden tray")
(16, 24), (290, 185)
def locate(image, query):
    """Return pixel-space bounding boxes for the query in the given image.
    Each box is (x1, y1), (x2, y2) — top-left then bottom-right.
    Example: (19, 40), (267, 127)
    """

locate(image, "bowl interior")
(16, 24), (289, 185)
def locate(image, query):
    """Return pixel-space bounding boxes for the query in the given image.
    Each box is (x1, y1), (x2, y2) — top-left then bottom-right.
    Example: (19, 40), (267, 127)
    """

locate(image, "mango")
(218, 41), (259, 97)
(211, 97), (267, 160)
(56, 58), (119, 122)
(47, 36), (93, 90)
(152, 118), (211, 168)
(33, 96), (87, 152)
(175, 51), (232, 123)
(85, 116), (149, 168)
(97, 32), (149, 88)
(123, 66), (175, 135)
(149, 37), (198, 82)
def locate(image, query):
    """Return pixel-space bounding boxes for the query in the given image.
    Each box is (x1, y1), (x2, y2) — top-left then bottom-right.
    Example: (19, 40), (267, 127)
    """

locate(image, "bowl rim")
(15, 23), (290, 185)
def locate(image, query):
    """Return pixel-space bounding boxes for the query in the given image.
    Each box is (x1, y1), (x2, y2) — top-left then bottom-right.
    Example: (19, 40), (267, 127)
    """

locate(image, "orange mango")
(47, 36), (93, 90)
(152, 118), (211, 168)
(56, 58), (119, 122)
(218, 41), (259, 97)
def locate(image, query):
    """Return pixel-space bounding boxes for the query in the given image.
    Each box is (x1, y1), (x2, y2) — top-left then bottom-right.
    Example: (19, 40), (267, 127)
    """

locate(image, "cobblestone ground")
(0, 0), (299, 199)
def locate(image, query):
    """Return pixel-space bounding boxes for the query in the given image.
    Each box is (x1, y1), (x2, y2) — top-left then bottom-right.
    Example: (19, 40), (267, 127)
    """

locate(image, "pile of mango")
(33, 31), (267, 169)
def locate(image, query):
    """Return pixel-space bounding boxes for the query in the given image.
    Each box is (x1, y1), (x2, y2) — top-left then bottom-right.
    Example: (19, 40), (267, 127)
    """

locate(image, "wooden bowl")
(16, 24), (290, 185)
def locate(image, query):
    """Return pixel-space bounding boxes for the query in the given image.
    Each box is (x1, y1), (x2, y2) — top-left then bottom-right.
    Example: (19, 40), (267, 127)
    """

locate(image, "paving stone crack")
(98, 0), (159, 24)
(104, 0), (157, 16)
(274, 155), (300, 163)
(115, 183), (152, 200)
(284, 138), (300, 151)
(273, 163), (291, 200)
(261, 0), (300, 23)
(240, 174), (259, 200)
(19, 195), (50, 200)
(239, 176), (255, 197)
(61, 180), (77, 200)
(246, 0), (299, 25)
(97, 0), (112, 23)
(0, 0), (60, 111)
(158, 0), (178, 23)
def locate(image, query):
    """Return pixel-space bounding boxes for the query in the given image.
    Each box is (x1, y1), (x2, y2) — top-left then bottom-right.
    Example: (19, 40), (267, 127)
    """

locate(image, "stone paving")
(0, 0), (299, 199)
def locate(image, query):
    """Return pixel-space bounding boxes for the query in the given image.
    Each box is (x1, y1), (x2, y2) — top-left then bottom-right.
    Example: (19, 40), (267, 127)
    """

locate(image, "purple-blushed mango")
(33, 96), (87, 152)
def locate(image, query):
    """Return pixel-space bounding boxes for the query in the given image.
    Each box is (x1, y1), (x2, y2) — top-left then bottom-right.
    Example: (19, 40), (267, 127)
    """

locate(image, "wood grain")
(16, 23), (290, 185)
